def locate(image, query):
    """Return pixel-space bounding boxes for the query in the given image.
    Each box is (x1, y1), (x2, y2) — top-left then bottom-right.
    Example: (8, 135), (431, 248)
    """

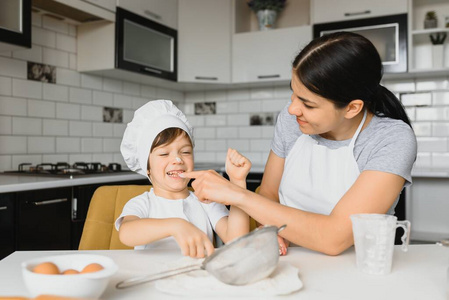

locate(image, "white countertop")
(0, 172), (146, 193)
(0, 245), (447, 299)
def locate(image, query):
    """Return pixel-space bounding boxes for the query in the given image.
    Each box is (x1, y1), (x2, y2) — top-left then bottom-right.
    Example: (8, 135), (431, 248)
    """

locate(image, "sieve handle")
(278, 224), (287, 233)
(116, 263), (202, 289)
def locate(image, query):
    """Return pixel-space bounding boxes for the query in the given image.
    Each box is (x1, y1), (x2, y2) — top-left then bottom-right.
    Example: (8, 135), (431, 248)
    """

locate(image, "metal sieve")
(116, 225), (286, 289)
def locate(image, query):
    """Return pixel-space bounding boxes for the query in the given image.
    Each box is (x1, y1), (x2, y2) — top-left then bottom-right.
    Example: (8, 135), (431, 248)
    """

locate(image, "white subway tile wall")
(186, 76), (449, 167)
(0, 13), (184, 171)
(399, 83), (449, 169)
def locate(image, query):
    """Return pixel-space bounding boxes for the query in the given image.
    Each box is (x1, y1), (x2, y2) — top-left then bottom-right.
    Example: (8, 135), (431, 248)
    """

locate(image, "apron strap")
(349, 110), (367, 149)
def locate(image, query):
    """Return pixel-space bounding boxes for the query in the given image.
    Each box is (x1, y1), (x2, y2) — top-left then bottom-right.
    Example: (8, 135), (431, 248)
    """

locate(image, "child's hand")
(173, 220), (215, 258)
(278, 236), (289, 256)
(225, 148), (251, 183)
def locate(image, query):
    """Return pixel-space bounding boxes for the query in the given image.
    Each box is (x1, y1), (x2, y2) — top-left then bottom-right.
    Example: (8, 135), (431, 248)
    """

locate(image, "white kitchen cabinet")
(178, 0), (231, 83)
(408, 0), (449, 74)
(232, 26), (312, 83)
(406, 177), (449, 242)
(82, 0), (115, 12)
(117, 0), (178, 29)
(312, 0), (408, 24)
(32, 0), (115, 22)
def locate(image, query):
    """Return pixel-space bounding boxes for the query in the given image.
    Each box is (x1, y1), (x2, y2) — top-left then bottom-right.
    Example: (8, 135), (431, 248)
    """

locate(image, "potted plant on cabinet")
(247, 0), (287, 31)
(424, 11), (438, 29)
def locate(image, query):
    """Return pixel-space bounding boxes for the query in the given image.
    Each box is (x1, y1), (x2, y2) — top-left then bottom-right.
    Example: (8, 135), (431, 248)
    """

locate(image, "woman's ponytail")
(369, 85), (412, 128)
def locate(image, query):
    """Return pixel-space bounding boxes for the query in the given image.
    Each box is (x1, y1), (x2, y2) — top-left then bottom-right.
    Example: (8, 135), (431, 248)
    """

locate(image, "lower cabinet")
(16, 187), (72, 251)
(0, 193), (15, 259)
(405, 177), (449, 243)
(0, 178), (149, 260)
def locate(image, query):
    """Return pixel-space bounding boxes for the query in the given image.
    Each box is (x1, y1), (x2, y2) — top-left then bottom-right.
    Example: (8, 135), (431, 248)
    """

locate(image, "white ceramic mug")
(350, 214), (411, 275)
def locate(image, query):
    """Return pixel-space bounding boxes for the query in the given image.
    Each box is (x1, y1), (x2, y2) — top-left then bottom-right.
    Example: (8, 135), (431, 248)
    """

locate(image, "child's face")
(147, 134), (194, 199)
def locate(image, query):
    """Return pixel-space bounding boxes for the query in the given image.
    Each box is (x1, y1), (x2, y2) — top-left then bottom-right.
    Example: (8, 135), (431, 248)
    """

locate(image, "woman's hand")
(278, 236), (289, 256)
(225, 148), (251, 183)
(172, 219), (215, 258)
(180, 170), (245, 206)
(257, 225), (288, 256)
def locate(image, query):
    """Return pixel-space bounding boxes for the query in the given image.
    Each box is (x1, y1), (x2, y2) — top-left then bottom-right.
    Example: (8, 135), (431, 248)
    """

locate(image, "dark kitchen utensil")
(116, 225), (286, 289)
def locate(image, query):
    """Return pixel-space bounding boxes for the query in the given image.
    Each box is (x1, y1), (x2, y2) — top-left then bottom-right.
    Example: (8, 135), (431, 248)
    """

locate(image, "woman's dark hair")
(292, 32), (411, 127)
(150, 127), (192, 152)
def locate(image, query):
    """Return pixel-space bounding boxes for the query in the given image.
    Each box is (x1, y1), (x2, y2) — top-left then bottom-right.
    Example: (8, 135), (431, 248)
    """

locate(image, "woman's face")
(147, 134), (194, 199)
(288, 72), (348, 139)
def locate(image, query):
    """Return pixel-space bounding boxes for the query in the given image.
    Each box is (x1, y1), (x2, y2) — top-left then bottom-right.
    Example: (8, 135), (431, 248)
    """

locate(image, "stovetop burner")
(3, 162), (128, 177)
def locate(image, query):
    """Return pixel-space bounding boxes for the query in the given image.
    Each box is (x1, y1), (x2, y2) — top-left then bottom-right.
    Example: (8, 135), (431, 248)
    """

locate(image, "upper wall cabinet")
(32, 0), (115, 23)
(82, 0), (115, 12)
(409, 0), (449, 74)
(0, 0), (31, 51)
(312, 0), (407, 24)
(178, 0), (232, 84)
(233, 27), (311, 83)
(232, 0), (312, 83)
(117, 0), (178, 29)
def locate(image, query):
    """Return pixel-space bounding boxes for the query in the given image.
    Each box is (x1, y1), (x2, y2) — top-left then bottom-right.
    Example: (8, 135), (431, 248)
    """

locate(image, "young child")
(115, 100), (250, 258)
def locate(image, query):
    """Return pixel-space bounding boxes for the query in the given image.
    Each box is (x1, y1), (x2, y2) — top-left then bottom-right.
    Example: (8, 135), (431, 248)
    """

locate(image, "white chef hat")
(120, 100), (194, 178)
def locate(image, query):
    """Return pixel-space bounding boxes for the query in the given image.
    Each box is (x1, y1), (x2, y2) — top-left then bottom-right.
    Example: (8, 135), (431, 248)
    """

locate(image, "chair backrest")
(78, 185), (152, 250)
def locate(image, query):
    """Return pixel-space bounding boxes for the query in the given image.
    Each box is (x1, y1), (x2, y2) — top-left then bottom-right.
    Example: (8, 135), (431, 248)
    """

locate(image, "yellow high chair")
(78, 185), (151, 250)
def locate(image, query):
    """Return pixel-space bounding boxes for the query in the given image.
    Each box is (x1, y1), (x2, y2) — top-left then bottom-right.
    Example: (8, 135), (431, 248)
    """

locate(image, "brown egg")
(32, 262), (60, 275)
(62, 268), (79, 275)
(80, 263), (104, 273)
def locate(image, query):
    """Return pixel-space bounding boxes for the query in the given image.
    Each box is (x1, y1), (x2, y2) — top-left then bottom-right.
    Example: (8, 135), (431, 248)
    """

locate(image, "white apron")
(279, 110), (367, 215)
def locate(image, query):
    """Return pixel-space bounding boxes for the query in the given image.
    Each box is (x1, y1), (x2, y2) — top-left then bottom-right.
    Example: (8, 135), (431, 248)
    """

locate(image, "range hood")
(32, 0), (114, 24)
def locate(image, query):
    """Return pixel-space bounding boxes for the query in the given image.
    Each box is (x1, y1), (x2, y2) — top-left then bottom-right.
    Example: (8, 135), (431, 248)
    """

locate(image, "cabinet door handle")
(72, 197), (78, 220)
(144, 10), (161, 20)
(258, 75), (280, 79)
(141, 67), (163, 74)
(246, 179), (262, 183)
(344, 10), (371, 17)
(0, 206), (7, 211)
(195, 76), (218, 81)
(31, 198), (68, 206)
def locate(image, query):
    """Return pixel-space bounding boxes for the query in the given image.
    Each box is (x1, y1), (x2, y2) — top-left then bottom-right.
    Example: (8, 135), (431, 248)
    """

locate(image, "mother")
(181, 32), (417, 255)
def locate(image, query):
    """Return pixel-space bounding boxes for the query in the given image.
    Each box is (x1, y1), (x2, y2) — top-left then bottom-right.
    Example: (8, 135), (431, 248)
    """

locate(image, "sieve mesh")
(204, 225), (283, 285)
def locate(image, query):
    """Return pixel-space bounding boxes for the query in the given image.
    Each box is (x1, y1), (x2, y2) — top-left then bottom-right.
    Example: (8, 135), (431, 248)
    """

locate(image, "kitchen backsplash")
(183, 77), (449, 170)
(1, 13), (449, 172)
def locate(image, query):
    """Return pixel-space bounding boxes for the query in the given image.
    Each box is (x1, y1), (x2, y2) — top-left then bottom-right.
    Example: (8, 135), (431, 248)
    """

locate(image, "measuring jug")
(350, 214), (410, 275)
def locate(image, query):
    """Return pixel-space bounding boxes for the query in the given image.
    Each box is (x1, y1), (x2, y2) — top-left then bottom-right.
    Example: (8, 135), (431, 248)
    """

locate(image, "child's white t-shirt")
(115, 188), (229, 250)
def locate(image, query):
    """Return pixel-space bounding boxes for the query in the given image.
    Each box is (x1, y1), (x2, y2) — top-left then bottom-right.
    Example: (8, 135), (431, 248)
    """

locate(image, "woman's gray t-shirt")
(271, 103), (417, 214)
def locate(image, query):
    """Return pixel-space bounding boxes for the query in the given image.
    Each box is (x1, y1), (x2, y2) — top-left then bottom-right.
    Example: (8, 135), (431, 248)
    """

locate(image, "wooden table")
(0, 245), (447, 299)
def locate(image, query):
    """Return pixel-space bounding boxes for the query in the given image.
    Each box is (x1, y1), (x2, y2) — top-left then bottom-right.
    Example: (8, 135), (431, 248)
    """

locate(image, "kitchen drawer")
(312, 0), (408, 24)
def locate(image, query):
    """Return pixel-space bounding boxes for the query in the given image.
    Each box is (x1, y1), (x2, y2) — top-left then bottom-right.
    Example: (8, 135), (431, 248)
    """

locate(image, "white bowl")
(22, 254), (118, 299)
